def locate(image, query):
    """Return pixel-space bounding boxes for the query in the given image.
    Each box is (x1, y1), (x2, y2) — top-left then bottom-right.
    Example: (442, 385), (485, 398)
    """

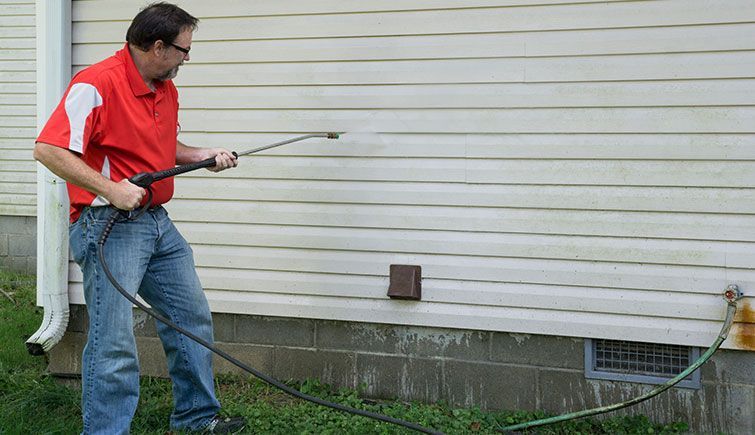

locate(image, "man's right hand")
(109, 179), (146, 210)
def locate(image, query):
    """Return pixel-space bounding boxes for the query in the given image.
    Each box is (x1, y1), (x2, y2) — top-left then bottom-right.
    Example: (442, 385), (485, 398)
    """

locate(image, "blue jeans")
(70, 206), (220, 434)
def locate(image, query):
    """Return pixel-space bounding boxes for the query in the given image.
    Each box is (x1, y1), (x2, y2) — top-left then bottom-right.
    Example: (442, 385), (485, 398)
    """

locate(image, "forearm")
(33, 142), (115, 199)
(175, 140), (204, 165)
(33, 142), (145, 210)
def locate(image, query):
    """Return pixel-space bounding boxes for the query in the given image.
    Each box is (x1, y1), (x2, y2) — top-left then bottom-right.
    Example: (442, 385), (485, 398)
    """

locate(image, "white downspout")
(26, 0), (72, 355)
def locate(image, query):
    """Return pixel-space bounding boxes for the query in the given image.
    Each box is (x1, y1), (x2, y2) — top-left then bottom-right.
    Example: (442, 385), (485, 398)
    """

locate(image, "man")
(34, 3), (245, 433)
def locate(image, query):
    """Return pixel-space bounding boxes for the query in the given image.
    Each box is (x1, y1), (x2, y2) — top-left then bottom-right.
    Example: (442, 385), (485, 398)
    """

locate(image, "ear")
(152, 40), (166, 57)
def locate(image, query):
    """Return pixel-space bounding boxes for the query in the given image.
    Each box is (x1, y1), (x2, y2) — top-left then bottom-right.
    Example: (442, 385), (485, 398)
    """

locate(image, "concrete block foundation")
(0, 215), (36, 275)
(48, 305), (754, 434)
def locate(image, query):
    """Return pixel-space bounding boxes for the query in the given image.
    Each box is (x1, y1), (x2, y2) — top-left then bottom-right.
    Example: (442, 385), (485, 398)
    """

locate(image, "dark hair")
(126, 2), (198, 51)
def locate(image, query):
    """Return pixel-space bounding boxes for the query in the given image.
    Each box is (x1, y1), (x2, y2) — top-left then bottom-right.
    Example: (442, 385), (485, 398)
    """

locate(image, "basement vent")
(584, 339), (701, 389)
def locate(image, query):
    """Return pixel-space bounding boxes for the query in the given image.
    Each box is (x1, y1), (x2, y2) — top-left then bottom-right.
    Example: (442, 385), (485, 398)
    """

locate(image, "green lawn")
(0, 269), (688, 434)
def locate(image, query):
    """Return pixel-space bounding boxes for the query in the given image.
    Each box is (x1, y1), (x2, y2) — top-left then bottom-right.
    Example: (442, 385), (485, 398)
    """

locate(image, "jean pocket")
(69, 218), (88, 266)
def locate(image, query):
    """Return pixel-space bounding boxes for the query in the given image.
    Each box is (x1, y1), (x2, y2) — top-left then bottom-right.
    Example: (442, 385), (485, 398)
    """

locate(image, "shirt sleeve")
(36, 79), (105, 155)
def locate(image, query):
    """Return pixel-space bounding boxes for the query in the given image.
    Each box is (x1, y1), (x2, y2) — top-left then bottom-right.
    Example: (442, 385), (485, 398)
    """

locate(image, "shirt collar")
(117, 43), (161, 97)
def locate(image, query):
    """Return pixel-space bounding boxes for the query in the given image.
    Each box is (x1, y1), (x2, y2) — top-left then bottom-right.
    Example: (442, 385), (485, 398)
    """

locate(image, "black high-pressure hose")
(96, 133), (443, 435)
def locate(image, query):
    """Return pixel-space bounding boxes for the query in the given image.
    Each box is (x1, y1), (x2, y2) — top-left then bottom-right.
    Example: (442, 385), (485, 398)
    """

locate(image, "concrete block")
(67, 304), (88, 333)
(0, 216), (36, 235)
(491, 332), (583, 369)
(538, 369), (754, 434)
(25, 256), (36, 275)
(9, 256), (28, 274)
(23, 216), (36, 234)
(357, 354), (442, 402)
(212, 313), (235, 342)
(443, 360), (537, 411)
(701, 348), (755, 386)
(48, 332), (85, 376)
(316, 320), (489, 360)
(136, 336), (169, 377)
(0, 216), (29, 235)
(316, 320), (401, 354)
(406, 327), (489, 360)
(236, 315), (314, 347)
(132, 309), (158, 337)
(0, 234), (8, 256)
(9, 234), (36, 256)
(212, 342), (273, 376)
(273, 347), (356, 390)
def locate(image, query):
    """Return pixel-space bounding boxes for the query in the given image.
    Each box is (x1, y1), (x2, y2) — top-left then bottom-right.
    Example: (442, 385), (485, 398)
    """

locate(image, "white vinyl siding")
(0, 0), (35, 216)
(69, 0), (755, 350)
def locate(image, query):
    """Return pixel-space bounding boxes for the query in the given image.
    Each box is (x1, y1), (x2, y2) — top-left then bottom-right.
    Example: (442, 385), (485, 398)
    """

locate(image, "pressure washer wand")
(128, 132), (340, 188)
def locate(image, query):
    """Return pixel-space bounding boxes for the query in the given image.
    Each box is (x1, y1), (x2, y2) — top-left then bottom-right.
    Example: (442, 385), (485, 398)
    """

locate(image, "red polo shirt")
(37, 43), (180, 222)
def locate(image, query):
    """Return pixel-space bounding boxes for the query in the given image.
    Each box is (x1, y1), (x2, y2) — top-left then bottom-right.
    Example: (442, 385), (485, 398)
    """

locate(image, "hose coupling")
(723, 284), (743, 303)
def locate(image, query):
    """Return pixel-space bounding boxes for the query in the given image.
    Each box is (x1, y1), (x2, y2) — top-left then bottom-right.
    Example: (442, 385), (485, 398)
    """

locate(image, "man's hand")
(108, 179), (146, 210)
(198, 148), (238, 172)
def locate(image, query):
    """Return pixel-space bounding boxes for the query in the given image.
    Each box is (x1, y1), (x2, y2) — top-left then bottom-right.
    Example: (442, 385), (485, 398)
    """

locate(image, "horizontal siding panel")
(0, 193), (34, 206)
(0, 104), (34, 116)
(174, 179), (754, 215)
(191, 156), (467, 183)
(0, 38), (34, 49)
(72, 0), (755, 42)
(72, 23), (755, 65)
(0, 138), (36, 147)
(176, 222), (755, 268)
(0, 71), (34, 83)
(0, 160), (35, 171)
(0, 182), (34, 195)
(162, 52), (755, 86)
(0, 127), (36, 139)
(72, 0), (631, 21)
(0, 204), (35, 215)
(166, 201), (755, 242)
(0, 15), (33, 26)
(0, 172), (34, 183)
(0, 83), (35, 93)
(177, 80), (755, 109)
(468, 160), (755, 188)
(0, 49), (34, 60)
(0, 27), (35, 38)
(0, 115), (34, 127)
(179, 108), (755, 134)
(0, 149), (33, 160)
(180, 132), (755, 160)
(464, 134), (755, 160)
(0, 4), (33, 15)
(0, 60), (35, 72)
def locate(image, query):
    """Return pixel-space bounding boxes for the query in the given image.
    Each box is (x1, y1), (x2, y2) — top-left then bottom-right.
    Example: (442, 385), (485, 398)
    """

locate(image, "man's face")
(157, 28), (192, 81)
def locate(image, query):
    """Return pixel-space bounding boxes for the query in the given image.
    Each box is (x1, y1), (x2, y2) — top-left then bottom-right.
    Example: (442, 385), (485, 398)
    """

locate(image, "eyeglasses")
(168, 42), (190, 55)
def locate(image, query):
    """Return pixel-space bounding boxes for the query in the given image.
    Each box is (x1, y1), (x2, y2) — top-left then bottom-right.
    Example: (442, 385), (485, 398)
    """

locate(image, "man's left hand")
(201, 148), (238, 172)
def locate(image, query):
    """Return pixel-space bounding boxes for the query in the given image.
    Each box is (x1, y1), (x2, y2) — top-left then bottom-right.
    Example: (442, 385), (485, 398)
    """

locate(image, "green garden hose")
(500, 287), (742, 433)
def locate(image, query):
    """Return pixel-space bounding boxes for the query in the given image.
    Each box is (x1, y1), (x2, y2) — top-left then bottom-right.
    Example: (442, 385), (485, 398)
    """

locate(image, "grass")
(0, 269), (689, 434)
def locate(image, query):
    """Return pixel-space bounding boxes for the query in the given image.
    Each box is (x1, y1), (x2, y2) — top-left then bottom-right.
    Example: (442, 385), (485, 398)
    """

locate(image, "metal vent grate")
(585, 339), (701, 389)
